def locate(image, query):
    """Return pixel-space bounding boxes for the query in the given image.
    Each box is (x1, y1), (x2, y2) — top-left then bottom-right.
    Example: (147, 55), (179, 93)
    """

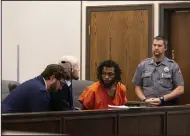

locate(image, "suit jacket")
(50, 81), (74, 111)
(2, 76), (51, 113)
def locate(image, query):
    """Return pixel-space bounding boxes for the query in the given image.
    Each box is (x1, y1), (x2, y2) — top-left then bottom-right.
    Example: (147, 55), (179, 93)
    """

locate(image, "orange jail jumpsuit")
(79, 82), (127, 110)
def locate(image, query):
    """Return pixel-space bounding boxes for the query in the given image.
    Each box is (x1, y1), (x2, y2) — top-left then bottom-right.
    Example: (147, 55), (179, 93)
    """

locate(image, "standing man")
(2, 64), (66, 113)
(132, 36), (184, 106)
(50, 55), (80, 111)
(79, 60), (127, 110)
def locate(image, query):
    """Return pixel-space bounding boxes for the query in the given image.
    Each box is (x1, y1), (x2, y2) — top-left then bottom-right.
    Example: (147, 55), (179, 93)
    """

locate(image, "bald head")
(58, 55), (80, 80)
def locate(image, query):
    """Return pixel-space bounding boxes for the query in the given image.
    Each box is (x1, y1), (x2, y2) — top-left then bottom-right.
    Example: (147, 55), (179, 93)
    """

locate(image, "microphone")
(61, 61), (74, 110)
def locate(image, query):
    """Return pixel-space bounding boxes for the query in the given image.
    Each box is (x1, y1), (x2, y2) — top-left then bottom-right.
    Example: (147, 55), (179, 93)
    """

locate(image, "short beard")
(154, 54), (160, 57)
(65, 73), (79, 80)
(103, 83), (113, 88)
(101, 79), (115, 89)
(72, 75), (79, 80)
(153, 51), (161, 57)
(48, 82), (57, 92)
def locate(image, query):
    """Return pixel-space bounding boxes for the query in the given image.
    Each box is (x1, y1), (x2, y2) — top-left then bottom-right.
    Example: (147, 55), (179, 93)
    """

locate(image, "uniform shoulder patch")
(141, 58), (152, 63)
(142, 58), (152, 64)
(143, 58), (152, 61)
(137, 58), (151, 67)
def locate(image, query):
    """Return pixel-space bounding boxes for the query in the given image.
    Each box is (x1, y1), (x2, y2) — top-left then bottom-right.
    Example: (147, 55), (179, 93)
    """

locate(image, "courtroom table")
(2, 105), (190, 136)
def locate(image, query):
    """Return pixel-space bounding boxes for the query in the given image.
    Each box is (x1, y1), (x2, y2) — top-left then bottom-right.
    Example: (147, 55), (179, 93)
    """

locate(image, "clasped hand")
(145, 98), (161, 106)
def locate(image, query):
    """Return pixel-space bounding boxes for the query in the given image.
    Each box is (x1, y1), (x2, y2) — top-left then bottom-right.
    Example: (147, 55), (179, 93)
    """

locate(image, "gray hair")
(58, 55), (79, 72)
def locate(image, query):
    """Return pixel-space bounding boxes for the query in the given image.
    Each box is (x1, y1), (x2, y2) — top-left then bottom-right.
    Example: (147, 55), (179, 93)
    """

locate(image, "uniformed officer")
(132, 36), (184, 106)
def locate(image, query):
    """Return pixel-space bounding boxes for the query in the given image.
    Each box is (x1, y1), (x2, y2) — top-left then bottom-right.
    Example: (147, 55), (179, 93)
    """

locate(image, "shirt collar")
(42, 77), (47, 89)
(149, 57), (167, 66)
(65, 80), (71, 87)
(161, 57), (168, 66)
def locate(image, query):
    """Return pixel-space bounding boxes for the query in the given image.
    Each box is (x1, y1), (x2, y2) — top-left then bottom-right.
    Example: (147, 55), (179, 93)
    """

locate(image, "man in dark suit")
(50, 55), (80, 111)
(2, 64), (66, 113)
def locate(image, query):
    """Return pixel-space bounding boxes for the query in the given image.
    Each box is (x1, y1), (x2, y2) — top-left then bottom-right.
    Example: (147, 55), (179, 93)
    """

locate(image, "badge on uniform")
(164, 67), (169, 72)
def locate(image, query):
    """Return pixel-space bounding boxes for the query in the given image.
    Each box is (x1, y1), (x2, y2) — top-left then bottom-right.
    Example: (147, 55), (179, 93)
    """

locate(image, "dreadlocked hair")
(97, 60), (122, 83)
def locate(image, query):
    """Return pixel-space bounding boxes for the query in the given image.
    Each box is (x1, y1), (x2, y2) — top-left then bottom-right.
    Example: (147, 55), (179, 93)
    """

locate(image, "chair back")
(2, 80), (20, 101)
(72, 80), (94, 109)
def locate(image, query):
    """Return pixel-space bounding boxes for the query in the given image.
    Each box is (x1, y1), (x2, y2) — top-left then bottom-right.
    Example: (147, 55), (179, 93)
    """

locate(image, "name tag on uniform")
(161, 73), (172, 78)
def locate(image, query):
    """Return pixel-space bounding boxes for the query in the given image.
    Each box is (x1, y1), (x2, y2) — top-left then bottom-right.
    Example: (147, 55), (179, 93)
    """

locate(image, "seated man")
(50, 55), (80, 111)
(2, 64), (66, 113)
(79, 60), (127, 110)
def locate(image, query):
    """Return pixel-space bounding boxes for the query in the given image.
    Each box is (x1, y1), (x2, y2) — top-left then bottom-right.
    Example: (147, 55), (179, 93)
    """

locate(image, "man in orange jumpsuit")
(79, 60), (127, 110)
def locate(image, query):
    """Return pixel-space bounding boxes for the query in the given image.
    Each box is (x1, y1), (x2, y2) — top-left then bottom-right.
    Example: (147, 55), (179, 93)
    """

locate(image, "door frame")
(85, 4), (154, 80)
(159, 2), (190, 58)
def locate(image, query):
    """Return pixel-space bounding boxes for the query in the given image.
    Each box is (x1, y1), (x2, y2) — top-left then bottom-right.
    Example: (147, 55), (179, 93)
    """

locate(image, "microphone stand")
(61, 61), (74, 110)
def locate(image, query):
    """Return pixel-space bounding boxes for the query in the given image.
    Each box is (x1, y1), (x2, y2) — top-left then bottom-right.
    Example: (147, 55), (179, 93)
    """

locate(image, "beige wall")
(1, 1), (189, 83)
(2, 1), (81, 83)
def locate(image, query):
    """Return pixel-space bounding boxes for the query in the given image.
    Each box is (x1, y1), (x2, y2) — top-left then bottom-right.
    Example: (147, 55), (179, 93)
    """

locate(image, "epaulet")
(137, 58), (151, 67)
(166, 58), (174, 63)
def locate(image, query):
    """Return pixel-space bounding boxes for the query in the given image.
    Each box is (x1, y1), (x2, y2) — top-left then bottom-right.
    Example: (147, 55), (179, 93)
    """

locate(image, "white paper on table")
(108, 105), (130, 109)
(108, 105), (146, 109)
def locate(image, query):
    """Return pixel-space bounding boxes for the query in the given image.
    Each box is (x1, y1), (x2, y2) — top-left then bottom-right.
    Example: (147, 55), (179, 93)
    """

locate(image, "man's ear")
(165, 45), (167, 51)
(50, 75), (56, 82)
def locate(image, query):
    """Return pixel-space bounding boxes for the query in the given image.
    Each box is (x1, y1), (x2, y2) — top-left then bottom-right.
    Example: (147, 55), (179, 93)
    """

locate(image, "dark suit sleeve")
(50, 89), (70, 111)
(29, 90), (51, 112)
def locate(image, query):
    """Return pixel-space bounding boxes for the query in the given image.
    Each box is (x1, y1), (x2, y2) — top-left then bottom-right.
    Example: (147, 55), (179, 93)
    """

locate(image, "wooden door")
(88, 9), (150, 101)
(169, 11), (190, 104)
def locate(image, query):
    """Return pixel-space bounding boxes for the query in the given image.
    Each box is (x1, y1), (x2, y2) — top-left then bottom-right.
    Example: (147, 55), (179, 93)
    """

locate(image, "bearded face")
(101, 67), (116, 88)
(59, 62), (79, 80)
(48, 78), (65, 92)
(48, 81), (57, 92)
(152, 39), (166, 57)
(72, 70), (79, 80)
